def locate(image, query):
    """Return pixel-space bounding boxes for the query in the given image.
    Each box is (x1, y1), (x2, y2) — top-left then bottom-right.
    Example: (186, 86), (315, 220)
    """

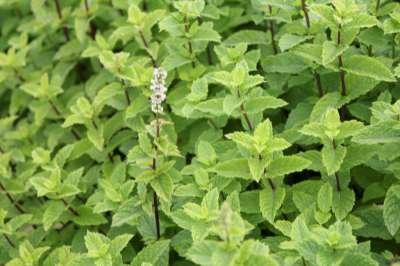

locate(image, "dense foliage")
(1, 0), (400, 265)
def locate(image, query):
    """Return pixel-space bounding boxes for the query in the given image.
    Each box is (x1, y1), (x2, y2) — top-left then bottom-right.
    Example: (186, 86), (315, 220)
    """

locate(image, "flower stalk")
(150, 67), (168, 240)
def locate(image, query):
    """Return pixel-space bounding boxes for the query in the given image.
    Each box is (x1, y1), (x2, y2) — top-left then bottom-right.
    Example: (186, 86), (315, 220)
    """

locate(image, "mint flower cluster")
(150, 68), (168, 114)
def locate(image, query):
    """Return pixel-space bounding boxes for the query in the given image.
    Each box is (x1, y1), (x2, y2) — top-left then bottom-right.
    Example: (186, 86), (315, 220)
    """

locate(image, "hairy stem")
(314, 71), (324, 98)
(184, 16), (196, 68)
(53, 0), (70, 42)
(392, 35), (396, 59)
(0, 182), (25, 214)
(61, 198), (79, 216)
(197, 17), (213, 65)
(331, 140), (341, 191)
(142, 0), (148, 11)
(268, 6), (278, 55)
(138, 30), (157, 67)
(152, 114), (161, 240)
(300, 0), (310, 28)
(375, 0), (380, 14)
(337, 25), (347, 97)
(237, 90), (253, 131)
(84, 0), (96, 40)
(122, 80), (131, 105)
(301, 0), (324, 98)
(3, 234), (15, 248)
(48, 99), (81, 140)
(334, 172), (341, 192)
(268, 178), (276, 191)
(368, 45), (373, 56)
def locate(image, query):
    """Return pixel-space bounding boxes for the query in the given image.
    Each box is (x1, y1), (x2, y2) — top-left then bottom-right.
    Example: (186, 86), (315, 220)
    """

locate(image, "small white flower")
(150, 67), (168, 114)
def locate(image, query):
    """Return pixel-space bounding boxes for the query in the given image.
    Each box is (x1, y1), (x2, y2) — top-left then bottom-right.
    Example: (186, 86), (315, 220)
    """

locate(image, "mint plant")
(1, 0), (400, 265)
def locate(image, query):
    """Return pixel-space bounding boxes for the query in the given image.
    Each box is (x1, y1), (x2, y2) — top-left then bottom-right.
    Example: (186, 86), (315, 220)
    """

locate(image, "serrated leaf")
(332, 188), (355, 220)
(322, 144), (346, 176)
(267, 156), (311, 178)
(212, 159), (250, 179)
(342, 55), (396, 82)
(318, 183), (333, 213)
(244, 95), (287, 114)
(383, 184), (400, 236)
(259, 186), (286, 223)
(279, 34), (311, 52)
(131, 240), (170, 266)
(42, 201), (65, 231)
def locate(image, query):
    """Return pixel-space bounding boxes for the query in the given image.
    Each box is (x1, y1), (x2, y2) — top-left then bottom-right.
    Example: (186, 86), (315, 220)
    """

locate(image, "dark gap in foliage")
(285, 169), (321, 186)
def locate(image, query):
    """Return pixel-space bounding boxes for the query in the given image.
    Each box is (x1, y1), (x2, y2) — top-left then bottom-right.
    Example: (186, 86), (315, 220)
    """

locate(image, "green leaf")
(259, 186), (286, 223)
(93, 82), (123, 111)
(267, 156), (311, 178)
(352, 121), (400, 144)
(197, 140), (217, 165)
(341, 252), (378, 266)
(186, 241), (217, 266)
(248, 158), (264, 182)
(110, 234), (133, 254)
(212, 159), (250, 179)
(42, 201), (65, 231)
(73, 206), (108, 226)
(332, 188), (355, 220)
(87, 126), (104, 151)
(322, 41), (348, 66)
(150, 174), (173, 202)
(192, 23), (221, 42)
(224, 30), (268, 45)
(85, 231), (110, 258)
(342, 55), (396, 82)
(383, 184), (400, 236)
(244, 95), (287, 114)
(318, 183), (333, 213)
(278, 34), (311, 52)
(262, 52), (308, 74)
(322, 144), (346, 176)
(223, 95), (242, 115)
(131, 240), (170, 266)
(187, 78), (208, 102)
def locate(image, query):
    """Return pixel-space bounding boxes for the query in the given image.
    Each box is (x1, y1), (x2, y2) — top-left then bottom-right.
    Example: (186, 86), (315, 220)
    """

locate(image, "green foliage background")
(1, 0), (400, 265)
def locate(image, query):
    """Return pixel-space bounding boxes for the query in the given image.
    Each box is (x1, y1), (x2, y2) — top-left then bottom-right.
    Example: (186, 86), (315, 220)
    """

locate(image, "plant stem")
(53, 0), (70, 42)
(237, 90), (253, 131)
(197, 17), (213, 65)
(91, 119), (98, 130)
(152, 114), (161, 240)
(314, 71), (324, 98)
(48, 99), (81, 140)
(184, 16), (196, 68)
(0, 182), (25, 214)
(334, 172), (341, 192)
(300, 0), (310, 28)
(121, 80), (131, 105)
(337, 25), (347, 97)
(375, 0), (380, 14)
(84, 0), (96, 40)
(61, 198), (79, 216)
(301, 0), (324, 98)
(3, 234), (15, 248)
(267, 178), (276, 191)
(138, 30), (157, 67)
(268, 6), (278, 55)
(331, 140), (341, 191)
(392, 35), (396, 59)
(153, 190), (161, 239)
(142, 0), (148, 11)
(368, 45), (373, 56)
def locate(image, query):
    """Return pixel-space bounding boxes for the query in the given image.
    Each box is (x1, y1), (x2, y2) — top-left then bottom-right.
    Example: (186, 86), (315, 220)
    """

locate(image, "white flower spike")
(150, 67), (168, 114)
